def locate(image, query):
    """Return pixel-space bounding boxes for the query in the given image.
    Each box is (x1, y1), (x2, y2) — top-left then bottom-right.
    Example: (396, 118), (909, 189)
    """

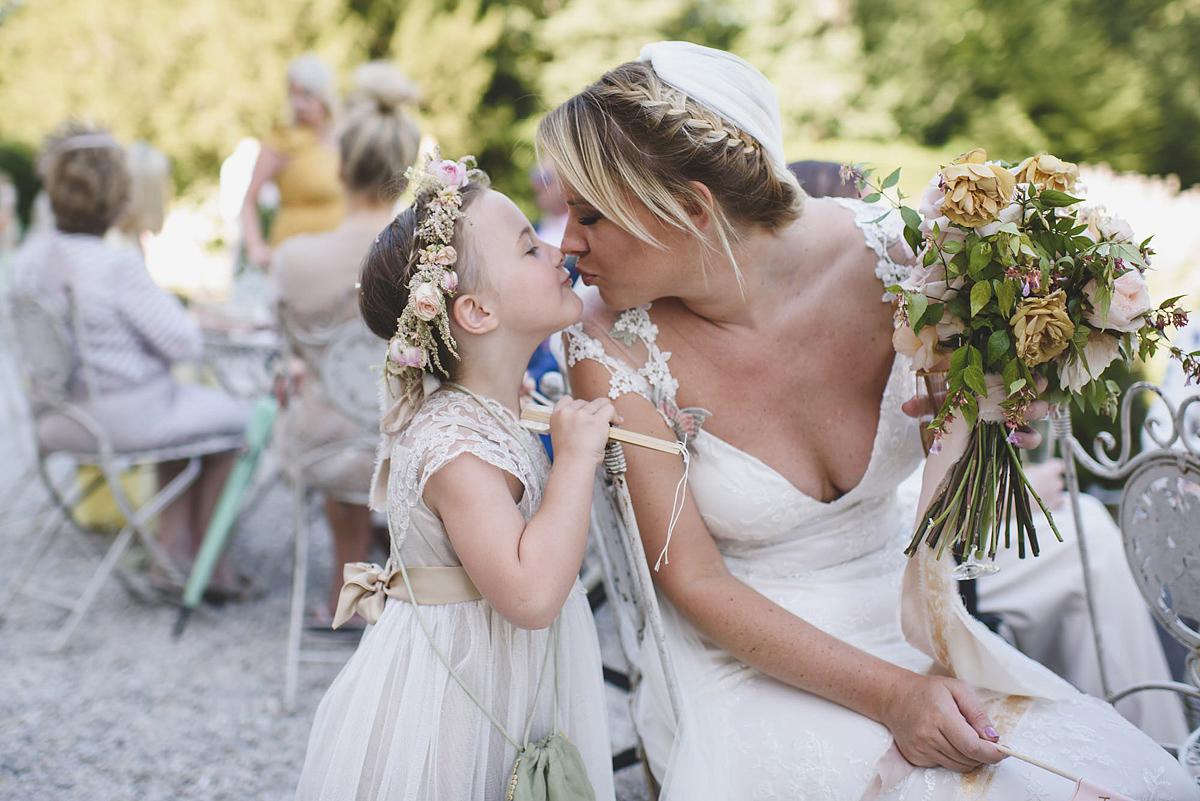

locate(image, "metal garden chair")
(0, 291), (243, 651)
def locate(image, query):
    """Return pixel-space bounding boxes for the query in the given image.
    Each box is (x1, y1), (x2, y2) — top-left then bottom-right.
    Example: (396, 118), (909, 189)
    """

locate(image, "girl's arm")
(568, 354), (1004, 773)
(239, 145), (285, 269)
(423, 396), (616, 630)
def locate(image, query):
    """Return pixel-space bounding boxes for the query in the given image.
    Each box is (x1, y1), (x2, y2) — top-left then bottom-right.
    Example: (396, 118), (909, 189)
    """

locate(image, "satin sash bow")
(332, 560), (483, 628)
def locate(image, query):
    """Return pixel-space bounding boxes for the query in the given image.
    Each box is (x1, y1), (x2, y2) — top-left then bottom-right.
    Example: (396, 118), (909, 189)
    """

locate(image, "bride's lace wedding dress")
(565, 201), (1198, 801)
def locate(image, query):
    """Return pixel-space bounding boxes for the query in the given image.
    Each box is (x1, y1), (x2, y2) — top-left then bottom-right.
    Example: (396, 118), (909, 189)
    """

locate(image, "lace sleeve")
(385, 392), (544, 550)
(564, 306), (679, 410)
(830, 197), (912, 301)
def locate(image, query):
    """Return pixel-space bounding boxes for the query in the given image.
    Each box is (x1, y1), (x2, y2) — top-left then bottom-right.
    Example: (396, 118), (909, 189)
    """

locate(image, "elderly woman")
(538, 42), (1197, 800)
(11, 123), (248, 595)
(240, 53), (345, 269)
(271, 61), (421, 626)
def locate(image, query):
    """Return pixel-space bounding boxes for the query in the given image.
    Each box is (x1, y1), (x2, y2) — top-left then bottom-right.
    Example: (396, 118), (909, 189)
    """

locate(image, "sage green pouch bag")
(507, 731), (596, 801)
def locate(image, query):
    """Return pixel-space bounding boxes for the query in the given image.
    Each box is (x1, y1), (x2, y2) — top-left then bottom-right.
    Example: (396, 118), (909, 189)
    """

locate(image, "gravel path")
(0, 370), (649, 800)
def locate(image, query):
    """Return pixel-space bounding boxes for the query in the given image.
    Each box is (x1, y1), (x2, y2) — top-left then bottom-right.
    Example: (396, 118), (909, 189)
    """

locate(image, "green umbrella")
(173, 395), (278, 636)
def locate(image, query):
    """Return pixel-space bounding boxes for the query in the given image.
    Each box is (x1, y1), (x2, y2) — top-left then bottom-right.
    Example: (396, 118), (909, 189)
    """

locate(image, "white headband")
(638, 41), (788, 174)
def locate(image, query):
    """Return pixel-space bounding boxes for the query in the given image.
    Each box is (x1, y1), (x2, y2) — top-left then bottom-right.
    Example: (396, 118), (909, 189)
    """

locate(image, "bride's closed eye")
(576, 213), (601, 226)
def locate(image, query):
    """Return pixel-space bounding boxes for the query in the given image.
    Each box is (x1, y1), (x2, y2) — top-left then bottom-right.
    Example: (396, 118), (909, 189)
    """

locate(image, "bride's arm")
(569, 354), (1004, 772)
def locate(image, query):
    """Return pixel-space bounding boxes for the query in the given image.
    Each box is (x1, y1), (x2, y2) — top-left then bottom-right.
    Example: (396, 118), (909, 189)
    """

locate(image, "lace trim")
(565, 306), (679, 416)
(830, 197), (911, 301)
(385, 390), (547, 554)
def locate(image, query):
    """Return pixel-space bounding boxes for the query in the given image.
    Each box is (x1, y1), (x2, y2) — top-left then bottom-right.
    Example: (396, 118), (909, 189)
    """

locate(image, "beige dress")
(272, 223), (380, 500)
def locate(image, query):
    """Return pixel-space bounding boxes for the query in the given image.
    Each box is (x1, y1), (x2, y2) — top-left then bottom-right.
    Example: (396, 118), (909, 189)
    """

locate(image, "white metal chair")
(277, 297), (383, 710)
(0, 291), (243, 651)
(1054, 382), (1200, 767)
(588, 441), (684, 795)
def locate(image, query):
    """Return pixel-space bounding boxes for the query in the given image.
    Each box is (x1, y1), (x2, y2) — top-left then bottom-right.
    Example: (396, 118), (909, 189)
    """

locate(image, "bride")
(538, 41), (1198, 800)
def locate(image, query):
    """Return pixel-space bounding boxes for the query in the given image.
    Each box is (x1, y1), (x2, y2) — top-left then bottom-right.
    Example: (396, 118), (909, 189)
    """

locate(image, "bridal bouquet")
(865, 148), (1198, 565)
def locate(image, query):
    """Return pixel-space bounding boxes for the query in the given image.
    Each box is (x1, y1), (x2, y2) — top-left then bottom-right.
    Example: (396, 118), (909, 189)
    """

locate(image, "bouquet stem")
(906, 422), (1064, 564)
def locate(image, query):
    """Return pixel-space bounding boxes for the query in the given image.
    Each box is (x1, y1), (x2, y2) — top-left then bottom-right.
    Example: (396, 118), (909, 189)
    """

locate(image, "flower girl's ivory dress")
(564, 200), (1199, 800)
(294, 389), (615, 801)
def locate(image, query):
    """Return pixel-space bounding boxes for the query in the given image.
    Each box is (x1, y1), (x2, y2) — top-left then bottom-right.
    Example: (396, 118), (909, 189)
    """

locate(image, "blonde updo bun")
(339, 61), (422, 201)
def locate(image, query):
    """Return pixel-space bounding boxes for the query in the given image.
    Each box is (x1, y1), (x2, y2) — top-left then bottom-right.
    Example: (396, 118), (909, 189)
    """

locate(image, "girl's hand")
(247, 241), (273, 270)
(881, 673), (1005, 772)
(548, 396), (620, 466)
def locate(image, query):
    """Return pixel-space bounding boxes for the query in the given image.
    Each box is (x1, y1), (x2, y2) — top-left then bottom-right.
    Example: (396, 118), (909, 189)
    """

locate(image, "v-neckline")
(689, 354), (901, 507)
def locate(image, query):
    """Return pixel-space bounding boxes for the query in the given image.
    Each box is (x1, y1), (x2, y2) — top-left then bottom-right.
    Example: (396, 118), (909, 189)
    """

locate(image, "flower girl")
(294, 155), (616, 801)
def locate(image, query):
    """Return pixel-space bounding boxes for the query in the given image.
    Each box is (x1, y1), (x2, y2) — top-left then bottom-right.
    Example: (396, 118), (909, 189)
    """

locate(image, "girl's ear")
(451, 292), (498, 335)
(683, 181), (715, 230)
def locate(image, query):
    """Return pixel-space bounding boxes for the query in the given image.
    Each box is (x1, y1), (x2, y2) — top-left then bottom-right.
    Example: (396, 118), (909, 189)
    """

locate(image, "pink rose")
(387, 340), (424, 368)
(411, 282), (444, 321)
(892, 323), (947, 372)
(440, 270), (458, 293)
(430, 159), (468, 189)
(1084, 270), (1151, 332)
(427, 245), (458, 267)
(904, 261), (965, 303)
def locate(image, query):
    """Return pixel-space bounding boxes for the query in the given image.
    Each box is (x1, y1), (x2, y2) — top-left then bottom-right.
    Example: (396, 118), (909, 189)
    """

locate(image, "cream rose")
(903, 261), (966, 303)
(1084, 270), (1151, 333)
(940, 148), (1017, 228)
(1057, 330), (1120, 392)
(1013, 153), (1079, 194)
(411, 282), (444, 321)
(976, 199), (1024, 238)
(1078, 206), (1135, 244)
(1012, 290), (1075, 366)
(427, 244), (458, 267)
(893, 323), (947, 372)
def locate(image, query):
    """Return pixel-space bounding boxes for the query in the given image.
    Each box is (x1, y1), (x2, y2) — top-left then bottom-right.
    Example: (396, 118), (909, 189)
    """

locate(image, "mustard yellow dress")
(263, 126), (344, 245)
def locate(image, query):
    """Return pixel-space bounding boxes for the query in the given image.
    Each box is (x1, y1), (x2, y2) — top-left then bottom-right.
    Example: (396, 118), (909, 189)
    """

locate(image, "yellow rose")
(1013, 153), (1079, 194)
(940, 148), (1017, 228)
(1011, 290), (1075, 367)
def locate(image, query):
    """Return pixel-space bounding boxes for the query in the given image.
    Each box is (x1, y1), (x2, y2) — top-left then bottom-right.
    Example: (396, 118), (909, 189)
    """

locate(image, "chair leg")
(0, 500), (70, 620)
(112, 456), (203, 586)
(51, 524), (135, 652)
(284, 479), (309, 712)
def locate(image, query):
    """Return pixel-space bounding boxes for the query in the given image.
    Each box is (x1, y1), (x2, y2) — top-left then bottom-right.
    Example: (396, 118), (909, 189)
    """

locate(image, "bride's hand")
(881, 673), (1005, 772)
(900, 374), (1050, 451)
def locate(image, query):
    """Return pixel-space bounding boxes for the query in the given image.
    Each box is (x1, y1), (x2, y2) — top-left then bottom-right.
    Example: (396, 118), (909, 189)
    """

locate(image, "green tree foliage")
(853, 0), (1200, 184)
(0, 0), (360, 190)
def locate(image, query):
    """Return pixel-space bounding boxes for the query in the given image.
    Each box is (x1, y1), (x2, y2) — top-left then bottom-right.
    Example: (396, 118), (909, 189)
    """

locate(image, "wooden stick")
(519, 406), (682, 456)
(995, 744), (1080, 783)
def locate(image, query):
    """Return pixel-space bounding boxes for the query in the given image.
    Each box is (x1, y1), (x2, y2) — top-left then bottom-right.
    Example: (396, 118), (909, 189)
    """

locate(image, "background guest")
(10, 122), (249, 596)
(271, 61), (421, 626)
(239, 53), (344, 270)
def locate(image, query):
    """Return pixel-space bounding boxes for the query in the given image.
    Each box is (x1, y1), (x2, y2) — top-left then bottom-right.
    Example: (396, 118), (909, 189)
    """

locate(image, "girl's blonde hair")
(536, 61), (804, 284)
(339, 62), (421, 201)
(119, 141), (171, 237)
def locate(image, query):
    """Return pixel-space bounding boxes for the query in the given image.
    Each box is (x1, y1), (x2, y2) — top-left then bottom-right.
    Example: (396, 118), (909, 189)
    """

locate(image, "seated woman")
(11, 123), (249, 595)
(271, 61), (421, 626)
(537, 42), (1198, 800)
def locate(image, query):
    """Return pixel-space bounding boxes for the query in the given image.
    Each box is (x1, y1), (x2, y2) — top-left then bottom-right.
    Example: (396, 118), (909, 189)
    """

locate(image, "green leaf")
(900, 205), (921, 232)
(995, 279), (1016, 316)
(881, 167), (901, 189)
(950, 343), (970, 374)
(1039, 190), (1083, 207)
(986, 330), (1010, 365)
(968, 345), (984, 371)
(861, 192), (882, 203)
(918, 301), (944, 332)
(964, 364), (987, 396)
(906, 291), (928, 329)
(968, 242), (991, 277)
(940, 239), (963, 254)
(970, 281), (993, 317)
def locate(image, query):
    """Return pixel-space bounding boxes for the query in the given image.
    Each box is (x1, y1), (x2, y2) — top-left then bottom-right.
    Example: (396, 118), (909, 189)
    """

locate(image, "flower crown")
(382, 151), (480, 399)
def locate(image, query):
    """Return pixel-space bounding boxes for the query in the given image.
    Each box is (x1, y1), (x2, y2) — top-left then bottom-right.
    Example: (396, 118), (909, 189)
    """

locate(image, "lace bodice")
(382, 389), (550, 565)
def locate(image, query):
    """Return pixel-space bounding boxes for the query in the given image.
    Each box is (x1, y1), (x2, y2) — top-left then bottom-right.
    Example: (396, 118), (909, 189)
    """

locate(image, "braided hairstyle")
(536, 61), (803, 282)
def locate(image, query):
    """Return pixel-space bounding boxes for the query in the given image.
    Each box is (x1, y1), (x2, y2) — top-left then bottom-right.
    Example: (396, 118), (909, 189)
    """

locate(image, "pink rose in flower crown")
(387, 339), (424, 369)
(440, 270), (459, 293)
(411, 282), (444, 321)
(427, 244), (458, 267)
(430, 159), (468, 189)
(1083, 270), (1152, 332)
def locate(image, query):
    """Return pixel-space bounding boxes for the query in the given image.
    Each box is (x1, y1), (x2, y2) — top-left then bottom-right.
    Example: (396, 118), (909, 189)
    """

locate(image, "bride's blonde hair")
(536, 61), (804, 284)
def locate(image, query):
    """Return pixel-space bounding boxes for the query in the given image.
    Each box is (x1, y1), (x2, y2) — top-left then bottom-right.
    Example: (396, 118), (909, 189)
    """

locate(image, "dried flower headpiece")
(382, 151), (481, 402)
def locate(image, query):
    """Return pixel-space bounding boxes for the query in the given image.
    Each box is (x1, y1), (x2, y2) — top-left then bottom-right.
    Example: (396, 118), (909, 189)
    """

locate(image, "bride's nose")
(559, 219), (589, 259)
